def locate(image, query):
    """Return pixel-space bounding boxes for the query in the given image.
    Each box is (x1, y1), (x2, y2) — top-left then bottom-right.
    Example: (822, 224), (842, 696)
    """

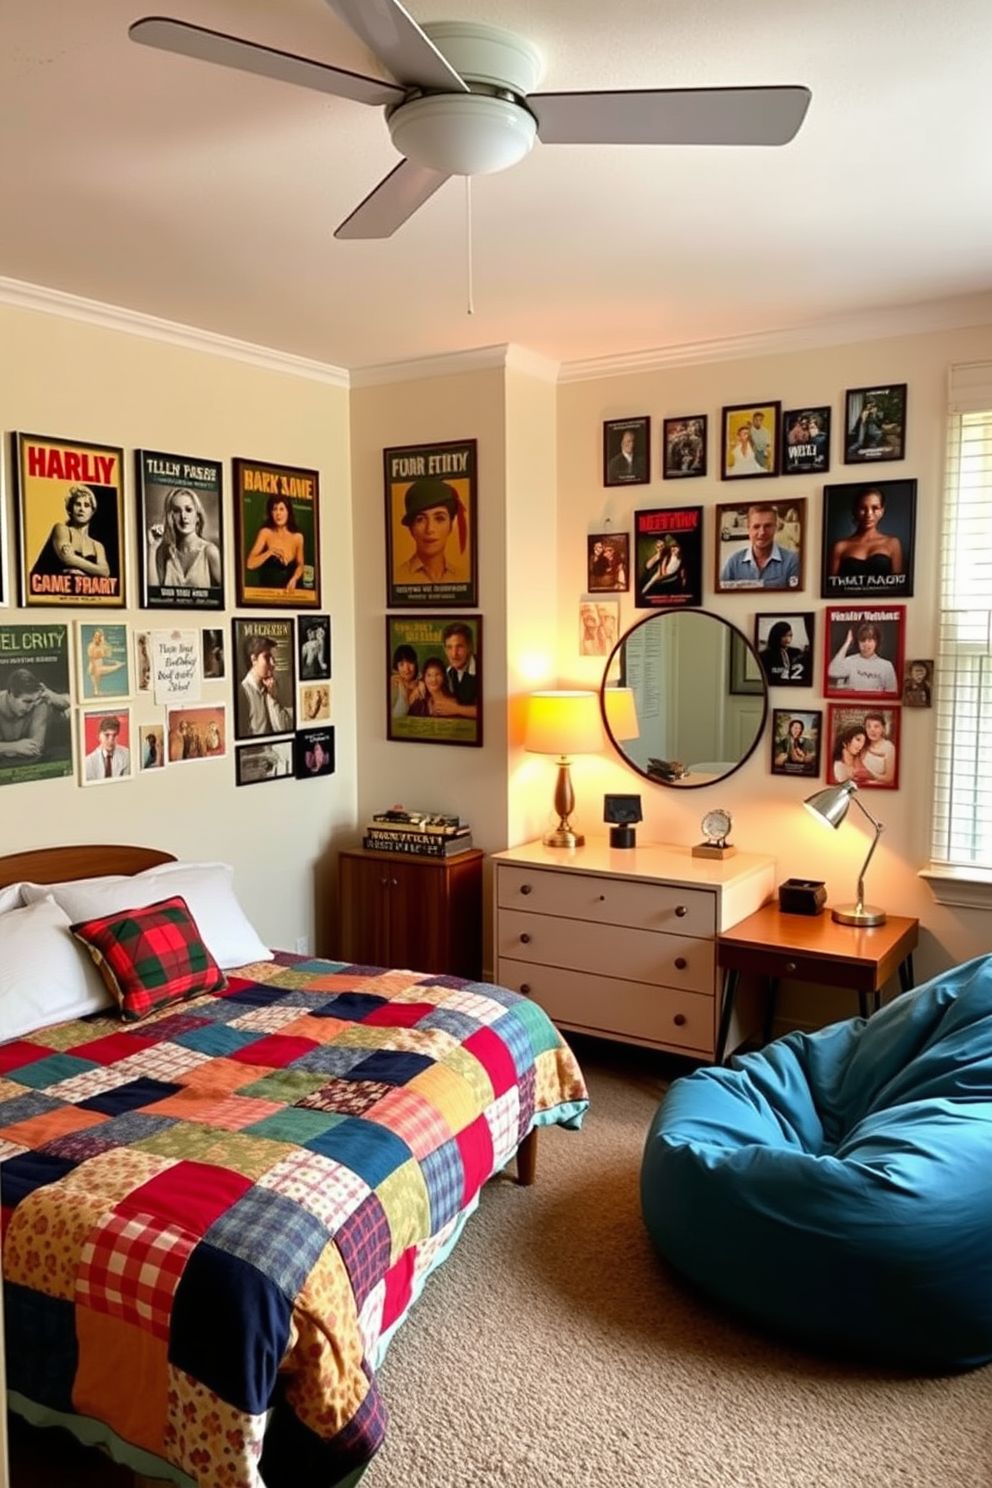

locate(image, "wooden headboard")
(0, 845), (176, 890)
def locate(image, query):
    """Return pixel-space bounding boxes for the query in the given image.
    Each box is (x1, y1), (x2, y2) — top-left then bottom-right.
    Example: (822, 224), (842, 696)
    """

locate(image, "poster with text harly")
(14, 433), (125, 607)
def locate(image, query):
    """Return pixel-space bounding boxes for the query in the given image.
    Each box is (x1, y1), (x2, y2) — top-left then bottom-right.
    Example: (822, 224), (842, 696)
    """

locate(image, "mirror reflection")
(601, 609), (768, 788)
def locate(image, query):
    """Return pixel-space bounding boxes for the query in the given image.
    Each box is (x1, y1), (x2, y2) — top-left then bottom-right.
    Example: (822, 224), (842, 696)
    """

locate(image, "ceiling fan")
(130, 0), (810, 240)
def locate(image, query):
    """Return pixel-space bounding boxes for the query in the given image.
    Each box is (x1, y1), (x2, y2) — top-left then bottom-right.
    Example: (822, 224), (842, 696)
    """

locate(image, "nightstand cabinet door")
(338, 848), (484, 979)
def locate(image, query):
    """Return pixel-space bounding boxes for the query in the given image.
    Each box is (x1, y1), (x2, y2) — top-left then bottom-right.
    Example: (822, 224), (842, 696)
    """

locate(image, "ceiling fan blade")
(530, 86), (812, 148)
(334, 158), (451, 240)
(323, 0), (469, 92)
(129, 17), (404, 107)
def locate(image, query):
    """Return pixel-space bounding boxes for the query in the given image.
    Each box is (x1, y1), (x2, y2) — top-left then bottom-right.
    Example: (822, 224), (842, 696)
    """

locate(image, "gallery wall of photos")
(0, 433), (335, 790)
(589, 382), (931, 793)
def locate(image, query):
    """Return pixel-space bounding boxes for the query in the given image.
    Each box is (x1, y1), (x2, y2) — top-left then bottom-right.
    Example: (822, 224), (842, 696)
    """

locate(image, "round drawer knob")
(520, 883), (533, 895)
(673, 1013), (687, 1027)
(675, 904), (688, 918)
(520, 983), (532, 995)
(674, 957), (687, 970)
(785, 961), (797, 974)
(520, 932), (531, 944)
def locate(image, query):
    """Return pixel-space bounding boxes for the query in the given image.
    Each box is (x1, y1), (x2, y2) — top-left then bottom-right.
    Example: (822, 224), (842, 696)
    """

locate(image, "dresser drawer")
(496, 909), (715, 994)
(495, 864), (716, 938)
(497, 958), (714, 1056)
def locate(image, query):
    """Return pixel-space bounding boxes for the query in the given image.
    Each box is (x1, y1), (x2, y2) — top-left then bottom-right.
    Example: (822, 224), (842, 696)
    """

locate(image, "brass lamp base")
(543, 825), (584, 848)
(831, 903), (887, 927)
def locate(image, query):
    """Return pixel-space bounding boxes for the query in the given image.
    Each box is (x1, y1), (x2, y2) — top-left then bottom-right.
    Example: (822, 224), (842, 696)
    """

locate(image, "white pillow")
(0, 883), (25, 915)
(0, 896), (113, 1040)
(20, 861), (272, 971)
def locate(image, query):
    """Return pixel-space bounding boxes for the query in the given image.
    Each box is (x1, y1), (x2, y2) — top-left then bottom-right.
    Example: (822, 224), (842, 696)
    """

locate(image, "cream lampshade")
(524, 690), (604, 848)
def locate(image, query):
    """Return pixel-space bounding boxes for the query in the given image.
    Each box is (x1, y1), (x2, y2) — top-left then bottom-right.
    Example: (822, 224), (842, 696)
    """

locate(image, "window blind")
(930, 364), (992, 872)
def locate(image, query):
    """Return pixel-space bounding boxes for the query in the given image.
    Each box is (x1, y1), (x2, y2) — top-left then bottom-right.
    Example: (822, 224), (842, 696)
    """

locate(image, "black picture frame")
(662, 416), (707, 479)
(821, 479), (916, 599)
(587, 532), (630, 593)
(603, 417), (650, 487)
(297, 614), (331, 682)
(714, 497), (805, 594)
(295, 725), (335, 779)
(233, 458), (321, 608)
(136, 449), (225, 610)
(231, 617), (297, 740)
(771, 709), (822, 777)
(235, 739), (295, 785)
(844, 383), (907, 464)
(633, 506), (703, 609)
(384, 439), (477, 608)
(781, 406), (831, 476)
(387, 614), (482, 748)
(753, 611), (815, 687)
(720, 401), (781, 479)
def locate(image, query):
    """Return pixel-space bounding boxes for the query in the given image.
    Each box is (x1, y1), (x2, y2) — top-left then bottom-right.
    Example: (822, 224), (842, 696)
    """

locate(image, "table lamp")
(603, 685), (639, 746)
(803, 781), (887, 926)
(524, 690), (604, 847)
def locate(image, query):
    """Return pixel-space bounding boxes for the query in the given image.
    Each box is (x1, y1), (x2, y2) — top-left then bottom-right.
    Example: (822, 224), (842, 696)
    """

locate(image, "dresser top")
(492, 836), (775, 893)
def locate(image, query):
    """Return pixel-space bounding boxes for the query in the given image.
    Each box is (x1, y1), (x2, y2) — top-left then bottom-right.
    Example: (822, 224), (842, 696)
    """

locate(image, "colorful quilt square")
(5, 1182), (113, 1300)
(0, 1105), (107, 1152)
(66, 1031), (157, 1065)
(367, 1086), (453, 1162)
(283, 1044), (370, 1078)
(363, 1001), (434, 1029)
(0, 1090), (64, 1133)
(373, 1159), (431, 1263)
(455, 1113), (495, 1204)
(304, 1115), (412, 1189)
(117, 1159), (253, 1235)
(417, 1139), (466, 1233)
(257, 1149), (371, 1234)
(311, 992), (388, 1021)
(296, 1078), (392, 1117)
(75, 1306), (171, 1459)
(8, 1052), (99, 1091)
(78, 1209), (196, 1340)
(349, 1049), (434, 1086)
(206, 1187), (331, 1297)
(333, 1189), (391, 1308)
(406, 1060), (479, 1135)
(0, 1150), (77, 1210)
(246, 1107), (346, 1148)
(227, 1003), (315, 1034)
(3, 1284), (78, 1411)
(78, 1076), (182, 1116)
(134, 1124), (292, 1180)
(171, 1023), (268, 1059)
(235, 1068), (333, 1105)
(0, 1040), (64, 1076)
(463, 1024), (520, 1098)
(484, 1084), (524, 1171)
(227, 1033), (319, 1068)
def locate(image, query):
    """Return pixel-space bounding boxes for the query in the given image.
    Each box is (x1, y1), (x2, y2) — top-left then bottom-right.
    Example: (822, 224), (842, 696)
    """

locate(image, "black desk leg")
(763, 977), (780, 1045)
(715, 968), (739, 1065)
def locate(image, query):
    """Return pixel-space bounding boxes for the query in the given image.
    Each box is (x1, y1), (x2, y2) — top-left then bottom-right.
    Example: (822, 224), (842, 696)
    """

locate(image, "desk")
(716, 905), (918, 1063)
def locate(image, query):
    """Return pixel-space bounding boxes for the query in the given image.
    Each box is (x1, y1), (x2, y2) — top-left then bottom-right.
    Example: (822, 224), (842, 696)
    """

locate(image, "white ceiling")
(3, 0), (992, 375)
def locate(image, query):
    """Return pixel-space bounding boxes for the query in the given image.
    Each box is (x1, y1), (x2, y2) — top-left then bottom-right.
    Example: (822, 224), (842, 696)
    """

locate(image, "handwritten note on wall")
(152, 630), (201, 704)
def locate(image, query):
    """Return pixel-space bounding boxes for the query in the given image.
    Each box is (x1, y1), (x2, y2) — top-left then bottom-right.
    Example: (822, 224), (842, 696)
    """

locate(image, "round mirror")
(601, 609), (768, 788)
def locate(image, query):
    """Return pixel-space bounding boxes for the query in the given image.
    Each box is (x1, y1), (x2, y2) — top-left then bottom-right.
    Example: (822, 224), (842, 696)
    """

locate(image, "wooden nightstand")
(716, 904), (919, 1063)
(337, 847), (484, 979)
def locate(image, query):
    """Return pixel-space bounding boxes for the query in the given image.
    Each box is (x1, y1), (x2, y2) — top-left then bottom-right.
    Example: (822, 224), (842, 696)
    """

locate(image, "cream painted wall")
(0, 301), (355, 956)
(554, 320), (992, 999)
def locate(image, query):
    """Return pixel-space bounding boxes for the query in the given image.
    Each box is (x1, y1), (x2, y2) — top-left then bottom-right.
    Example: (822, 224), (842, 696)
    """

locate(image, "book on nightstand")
(363, 829), (474, 858)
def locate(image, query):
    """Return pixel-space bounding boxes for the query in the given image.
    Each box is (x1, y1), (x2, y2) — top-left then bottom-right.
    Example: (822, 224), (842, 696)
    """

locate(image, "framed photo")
(587, 532), (630, 593)
(138, 723), (165, 771)
(202, 628), (225, 681)
(903, 658), (933, 708)
(662, 416), (707, 479)
(79, 706), (133, 785)
(235, 739), (295, 785)
(384, 440), (477, 608)
(633, 506), (702, 609)
(827, 703), (901, 789)
(844, 383), (907, 464)
(136, 450), (224, 610)
(14, 432), (126, 608)
(730, 631), (764, 695)
(300, 681), (331, 724)
(387, 614), (482, 747)
(76, 621), (131, 703)
(781, 406), (830, 476)
(771, 709), (822, 777)
(579, 599), (619, 656)
(298, 614), (331, 682)
(720, 402), (781, 479)
(824, 604), (905, 701)
(714, 497), (805, 593)
(754, 612), (815, 688)
(0, 622), (73, 787)
(821, 478), (916, 599)
(233, 459), (320, 608)
(165, 703), (227, 762)
(295, 725), (335, 779)
(135, 631), (153, 693)
(603, 417), (649, 487)
(231, 618), (296, 740)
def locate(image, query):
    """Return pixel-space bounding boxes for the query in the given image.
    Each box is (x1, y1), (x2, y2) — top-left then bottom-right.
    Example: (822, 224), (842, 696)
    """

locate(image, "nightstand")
(337, 846), (484, 979)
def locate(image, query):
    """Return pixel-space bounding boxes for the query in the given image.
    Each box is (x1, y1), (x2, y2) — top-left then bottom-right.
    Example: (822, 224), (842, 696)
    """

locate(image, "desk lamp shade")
(603, 685), (639, 742)
(525, 690), (604, 848)
(803, 781), (887, 927)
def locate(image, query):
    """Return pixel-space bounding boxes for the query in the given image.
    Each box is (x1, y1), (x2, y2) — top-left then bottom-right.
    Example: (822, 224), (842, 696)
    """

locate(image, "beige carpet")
(364, 1036), (992, 1488)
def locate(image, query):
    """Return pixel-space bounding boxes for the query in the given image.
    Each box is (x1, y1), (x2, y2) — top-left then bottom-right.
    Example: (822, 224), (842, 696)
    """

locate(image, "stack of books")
(363, 809), (473, 858)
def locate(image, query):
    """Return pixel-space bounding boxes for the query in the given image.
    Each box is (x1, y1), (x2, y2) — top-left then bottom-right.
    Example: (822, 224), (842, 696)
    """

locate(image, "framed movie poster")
(824, 605), (905, 701)
(231, 617), (296, 740)
(14, 432), (126, 607)
(235, 740), (295, 785)
(714, 497), (805, 593)
(165, 703), (227, 762)
(387, 614), (482, 747)
(233, 459), (320, 608)
(662, 416), (707, 479)
(384, 440), (477, 608)
(821, 478), (916, 599)
(603, 417), (650, 486)
(0, 623), (73, 787)
(903, 658), (933, 708)
(298, 614), (331, 682)
(79, 706), (133, 785)
(781, 406), (830, 476)
(295, 725), (335, 779)
(771, 709), (822, 777)
(721, 402), (781, 479)
(844, 383), (907, 464)
(827, 703), (901, 789)
(136, 449), (224, 610)
(633, 506), (702, 608)
(587, 532), (630, 593)
(754, 611), (815, 687)
(76, 621), (131, 703)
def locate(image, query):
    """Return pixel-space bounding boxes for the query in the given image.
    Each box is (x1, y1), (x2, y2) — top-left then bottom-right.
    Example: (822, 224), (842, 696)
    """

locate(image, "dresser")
(492, 838), (775, 1060)
(338, 846), (485, 979)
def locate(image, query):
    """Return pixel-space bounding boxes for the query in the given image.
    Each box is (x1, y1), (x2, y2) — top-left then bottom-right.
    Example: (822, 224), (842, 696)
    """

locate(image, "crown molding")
(0, 276), (350, 389)
(351, 342), (559, 388)
(558, 291), (992, 383)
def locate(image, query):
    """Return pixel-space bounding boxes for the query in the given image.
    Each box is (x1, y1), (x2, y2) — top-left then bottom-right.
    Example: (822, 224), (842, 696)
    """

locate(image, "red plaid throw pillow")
(70, 895), (227, 1022)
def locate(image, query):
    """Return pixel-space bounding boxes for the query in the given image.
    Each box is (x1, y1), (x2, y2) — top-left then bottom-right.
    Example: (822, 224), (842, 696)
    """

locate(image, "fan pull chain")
(465, 176), (475, 316)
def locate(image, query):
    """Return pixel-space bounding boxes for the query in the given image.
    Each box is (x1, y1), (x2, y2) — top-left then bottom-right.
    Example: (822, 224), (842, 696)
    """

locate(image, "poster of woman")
(15, 433), (125, 608)
(821, 479), (916, 598)
(827, 704), (901, 789)
(137, 449), (225, 610)
(233, 459), (321, 608)
(770, 709), (821, 777)
(384, 440), (477, 608)
(824, 606), (905, 701)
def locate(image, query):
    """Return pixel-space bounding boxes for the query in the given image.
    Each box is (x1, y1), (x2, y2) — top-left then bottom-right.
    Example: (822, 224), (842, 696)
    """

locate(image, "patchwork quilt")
(0, 954), (588, 1488)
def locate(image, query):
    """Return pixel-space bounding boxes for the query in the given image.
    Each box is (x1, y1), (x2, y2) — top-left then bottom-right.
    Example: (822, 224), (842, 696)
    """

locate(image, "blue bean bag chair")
(641, 954), (992, 1370)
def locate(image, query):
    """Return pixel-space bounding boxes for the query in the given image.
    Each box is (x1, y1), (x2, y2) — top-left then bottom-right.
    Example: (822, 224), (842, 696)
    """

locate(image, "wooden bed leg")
(515, 1128), (538, 1186)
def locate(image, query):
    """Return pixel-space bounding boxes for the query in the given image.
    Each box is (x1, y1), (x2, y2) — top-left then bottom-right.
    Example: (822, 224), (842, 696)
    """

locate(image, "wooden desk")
(716, 905), (919, 1063)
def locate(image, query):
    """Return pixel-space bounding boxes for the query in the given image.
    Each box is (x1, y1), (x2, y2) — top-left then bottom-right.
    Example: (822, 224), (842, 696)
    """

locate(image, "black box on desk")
(778, 878), (827, 915)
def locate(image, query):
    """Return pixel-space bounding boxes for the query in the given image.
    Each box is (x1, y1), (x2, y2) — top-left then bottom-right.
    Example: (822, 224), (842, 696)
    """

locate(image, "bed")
(0, 845), (589, 1488)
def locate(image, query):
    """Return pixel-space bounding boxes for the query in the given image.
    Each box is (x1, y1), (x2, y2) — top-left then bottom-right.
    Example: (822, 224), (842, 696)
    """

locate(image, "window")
(926, 363), (992, 898)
